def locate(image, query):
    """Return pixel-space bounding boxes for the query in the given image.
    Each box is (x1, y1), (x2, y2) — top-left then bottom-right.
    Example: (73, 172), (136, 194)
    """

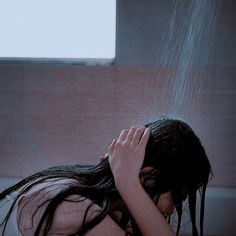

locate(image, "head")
(0, 117), (211, 236)
(139, 117), (212, 236)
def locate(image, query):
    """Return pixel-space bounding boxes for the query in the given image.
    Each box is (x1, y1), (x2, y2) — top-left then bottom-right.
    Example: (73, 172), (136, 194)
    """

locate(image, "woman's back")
(0, 120), (212, 236)
(16, 178), (126, 236)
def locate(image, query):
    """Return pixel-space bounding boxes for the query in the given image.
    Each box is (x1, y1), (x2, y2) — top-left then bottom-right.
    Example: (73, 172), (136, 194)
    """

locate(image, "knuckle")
(115, 141), (122, 147)
(108, 142), (114, 148)
(137, 127), (145, 132)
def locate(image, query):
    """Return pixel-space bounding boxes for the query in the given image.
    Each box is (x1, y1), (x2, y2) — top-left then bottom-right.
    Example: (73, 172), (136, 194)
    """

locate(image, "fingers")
(139, 128), (150, 149)
(125, 126), (140, 143)
(121, 126), (150, 147)
(107, 125), (150, 157)
(108, 139), (116, 156)
(131, 126), (146, 146)
(117, 129), (129, 142)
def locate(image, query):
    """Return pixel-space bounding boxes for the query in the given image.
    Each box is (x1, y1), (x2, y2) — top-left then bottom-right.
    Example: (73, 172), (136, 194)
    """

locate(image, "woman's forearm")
(107, 127), (176, 235)
(117, 179), (176, 236)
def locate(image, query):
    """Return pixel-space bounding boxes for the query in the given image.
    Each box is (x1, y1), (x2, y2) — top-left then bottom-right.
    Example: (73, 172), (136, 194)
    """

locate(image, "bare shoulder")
(48, 196), (125, 236)
(17, 185), (125, 236)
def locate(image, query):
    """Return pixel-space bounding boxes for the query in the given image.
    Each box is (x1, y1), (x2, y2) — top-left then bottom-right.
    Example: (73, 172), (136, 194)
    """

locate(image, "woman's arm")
(116, 178), (175, 236)
(18, 193), (126, 236)
(108, 126), (176, 236)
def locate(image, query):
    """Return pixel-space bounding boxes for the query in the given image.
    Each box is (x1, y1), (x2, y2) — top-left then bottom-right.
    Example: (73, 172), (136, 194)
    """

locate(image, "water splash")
(149, 0), (219, 115)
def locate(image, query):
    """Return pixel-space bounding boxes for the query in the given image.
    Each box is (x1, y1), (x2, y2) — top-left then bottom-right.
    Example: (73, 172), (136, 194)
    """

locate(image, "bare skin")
(17, 126), (176, 236)
(107, 126), (176, 236)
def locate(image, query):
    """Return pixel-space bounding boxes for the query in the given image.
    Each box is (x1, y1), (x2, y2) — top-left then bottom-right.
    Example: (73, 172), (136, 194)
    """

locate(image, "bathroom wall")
(0, 64), (235, 189)
(0, 0), (236, 235)
(1, 0), (235, 187)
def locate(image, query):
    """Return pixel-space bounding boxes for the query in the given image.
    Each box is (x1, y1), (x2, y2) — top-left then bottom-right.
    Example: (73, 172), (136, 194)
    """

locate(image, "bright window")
(0, 0), (116, 64)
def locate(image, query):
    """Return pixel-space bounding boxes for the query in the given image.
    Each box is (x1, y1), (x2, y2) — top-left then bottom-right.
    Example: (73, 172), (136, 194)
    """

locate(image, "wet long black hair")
(0, 117), (212, 236)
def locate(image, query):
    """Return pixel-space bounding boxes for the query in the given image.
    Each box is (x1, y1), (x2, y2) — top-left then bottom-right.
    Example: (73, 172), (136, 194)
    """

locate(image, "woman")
(0, 117), (212, 236)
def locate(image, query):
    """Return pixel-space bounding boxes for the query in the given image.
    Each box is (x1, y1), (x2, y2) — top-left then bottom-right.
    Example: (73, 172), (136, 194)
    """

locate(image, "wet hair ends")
(0, 117), (212, 236)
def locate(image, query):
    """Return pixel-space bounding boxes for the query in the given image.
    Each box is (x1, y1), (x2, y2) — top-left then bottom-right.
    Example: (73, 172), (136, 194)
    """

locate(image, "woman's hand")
(106, 126), (176, 236)
(107, 126), (150, 191)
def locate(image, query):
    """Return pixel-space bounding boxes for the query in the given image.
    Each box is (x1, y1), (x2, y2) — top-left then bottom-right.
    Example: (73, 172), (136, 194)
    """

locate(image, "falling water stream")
(149, 0), (219, 115)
